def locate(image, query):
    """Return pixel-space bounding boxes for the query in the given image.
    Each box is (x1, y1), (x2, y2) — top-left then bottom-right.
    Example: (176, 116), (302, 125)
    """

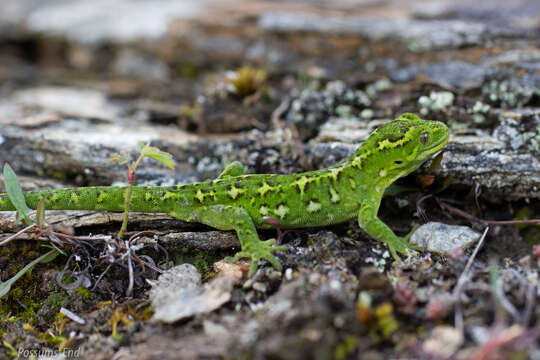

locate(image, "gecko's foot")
(226, 238), (287, 277)
(385, 236), (422, 261)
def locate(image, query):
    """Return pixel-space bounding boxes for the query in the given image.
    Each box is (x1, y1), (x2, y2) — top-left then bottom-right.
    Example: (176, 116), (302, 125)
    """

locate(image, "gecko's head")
(353, 113), (449, 182)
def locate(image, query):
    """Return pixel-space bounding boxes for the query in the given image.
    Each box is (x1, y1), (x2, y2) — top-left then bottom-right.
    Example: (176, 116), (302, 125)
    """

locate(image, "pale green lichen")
(446, 119), (468, 132)
(522, 125), (540, 152)
(482, 79), (540, 108)
(366, 78), (392, 99)
(360, 108), (374, 119)
(363, 61), (377, 73)
(468, 100), (490, 124)
(418, 91), (455, 115)
(335, 105), (352, 117)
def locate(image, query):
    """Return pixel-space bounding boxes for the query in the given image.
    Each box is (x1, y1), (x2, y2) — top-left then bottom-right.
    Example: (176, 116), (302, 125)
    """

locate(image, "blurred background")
(1, 2), (540, 360)
(0, 0), (539, 195)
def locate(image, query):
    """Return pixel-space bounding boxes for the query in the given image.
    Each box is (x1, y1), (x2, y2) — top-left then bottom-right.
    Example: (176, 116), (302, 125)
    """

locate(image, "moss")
(48, 170), (68, 180)
(22, 323), (67, 349)
(176, 61), (200, 79)
(333, 335), (357, 360)
(227, 66), (267, 98)
(374, 303), (399, 338)
(0, 242), (60, 324)
(172, 248), (220, 278)
(2, 340), (17, 358)
(0, 248), (69, 324)
(179, 103), (201, 119)
(514, 206), (540, 245)
(75, 287), (92, 301)
(44, 291), (69, 309)
(57, 272), (76, 286)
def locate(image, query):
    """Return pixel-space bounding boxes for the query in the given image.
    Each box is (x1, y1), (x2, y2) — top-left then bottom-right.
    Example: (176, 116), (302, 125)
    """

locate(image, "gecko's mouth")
(422, 132), (450, 155)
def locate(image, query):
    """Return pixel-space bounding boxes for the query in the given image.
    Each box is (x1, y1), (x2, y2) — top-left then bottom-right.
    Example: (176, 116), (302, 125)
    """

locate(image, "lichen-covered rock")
(150, 264), (234, 323)
(410, 222), (481, 254)
(285, 80), (371, 140)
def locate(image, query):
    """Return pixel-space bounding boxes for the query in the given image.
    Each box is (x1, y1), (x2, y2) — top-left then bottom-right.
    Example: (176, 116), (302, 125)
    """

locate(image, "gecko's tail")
(0, 186), (183, 214)
(0, 187), (128, 212)
(0, 193), (16, 211)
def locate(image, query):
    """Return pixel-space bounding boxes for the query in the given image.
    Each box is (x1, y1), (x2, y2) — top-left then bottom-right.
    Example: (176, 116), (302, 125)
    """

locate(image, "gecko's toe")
(227, 240), (287, 277)
(384, 236), (420, 261)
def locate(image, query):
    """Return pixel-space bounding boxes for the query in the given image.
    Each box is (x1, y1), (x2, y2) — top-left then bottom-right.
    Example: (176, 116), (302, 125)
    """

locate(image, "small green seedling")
(110, 142), (174, 239)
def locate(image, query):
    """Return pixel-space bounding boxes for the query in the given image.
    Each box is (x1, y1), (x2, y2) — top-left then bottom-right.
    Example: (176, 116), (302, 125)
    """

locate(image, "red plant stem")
(440, 202), (540, 225)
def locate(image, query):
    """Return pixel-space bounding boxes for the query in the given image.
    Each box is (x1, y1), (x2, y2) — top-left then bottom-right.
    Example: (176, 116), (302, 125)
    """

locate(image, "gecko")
(0, 113), (449, 275)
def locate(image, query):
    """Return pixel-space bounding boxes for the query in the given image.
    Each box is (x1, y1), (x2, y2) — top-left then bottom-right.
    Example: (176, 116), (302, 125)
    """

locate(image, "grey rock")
(493, 119), (525, 150)
(422, 62), (498, 90)
(150, 264), (234, 323)
(423, 326), (464, 358)
(112, 49), (169, 80)
(410, 222), (481, 254)
(5, 0), (204, 44)
(392, 61), (499, 90)
(285, 80), (370, 140)
(439, 133), (540, 200)
(484, 49), (540, 67)
(14, 87), (120, 122)
(260, 14), (488, 51)
(312, 116), (540, 200)
(482, 76), (540, 108)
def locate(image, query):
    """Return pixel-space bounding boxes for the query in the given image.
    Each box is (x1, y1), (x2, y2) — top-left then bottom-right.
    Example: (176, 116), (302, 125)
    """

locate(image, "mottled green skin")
(0, 114), (449, 275)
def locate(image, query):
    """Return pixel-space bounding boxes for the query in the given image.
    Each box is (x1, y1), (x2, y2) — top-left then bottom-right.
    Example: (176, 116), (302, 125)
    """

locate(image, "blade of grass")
(3, 163), (31, 225)
(0, 249), (58, 298)
(36, 197), (46, 227)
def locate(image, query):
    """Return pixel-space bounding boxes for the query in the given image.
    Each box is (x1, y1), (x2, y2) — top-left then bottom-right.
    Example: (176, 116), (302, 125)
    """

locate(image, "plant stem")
(117, 183), (132, 239)
(117, 152), (145, 239)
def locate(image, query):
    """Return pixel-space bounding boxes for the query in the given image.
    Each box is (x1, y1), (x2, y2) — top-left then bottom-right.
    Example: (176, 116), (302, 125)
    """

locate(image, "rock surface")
(410, 222), (481, 254)
(150, 264), (234, 323)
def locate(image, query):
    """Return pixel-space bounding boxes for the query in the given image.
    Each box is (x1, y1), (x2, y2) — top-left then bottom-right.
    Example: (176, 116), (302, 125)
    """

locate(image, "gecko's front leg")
(171, 205), (286, 276)
(357, 199), (417, 259)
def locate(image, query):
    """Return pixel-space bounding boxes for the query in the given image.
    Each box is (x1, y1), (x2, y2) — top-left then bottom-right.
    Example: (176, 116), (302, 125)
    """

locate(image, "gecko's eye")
(419, 132), (430, 145)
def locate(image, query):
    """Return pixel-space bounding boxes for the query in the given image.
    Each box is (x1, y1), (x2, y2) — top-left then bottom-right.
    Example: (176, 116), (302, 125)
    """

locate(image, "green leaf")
(426, 151), (444, 174)
(3, 163), (31, 225)
(110, 153), (129, 165)
(0, 249), (59, 298)
(36, 197), (46, 227)
(140, 144), (175, 170)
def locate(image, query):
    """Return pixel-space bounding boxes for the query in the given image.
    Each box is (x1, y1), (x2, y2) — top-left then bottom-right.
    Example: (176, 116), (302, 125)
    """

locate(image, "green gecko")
(0, 113), (449, 275)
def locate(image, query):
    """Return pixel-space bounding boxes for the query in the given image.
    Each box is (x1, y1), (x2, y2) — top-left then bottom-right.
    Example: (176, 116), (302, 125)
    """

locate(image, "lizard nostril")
(394, 160), (403, 165)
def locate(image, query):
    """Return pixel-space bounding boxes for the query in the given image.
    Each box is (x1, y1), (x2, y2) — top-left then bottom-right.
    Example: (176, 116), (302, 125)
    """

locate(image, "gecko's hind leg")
(170, 205), (286, 276)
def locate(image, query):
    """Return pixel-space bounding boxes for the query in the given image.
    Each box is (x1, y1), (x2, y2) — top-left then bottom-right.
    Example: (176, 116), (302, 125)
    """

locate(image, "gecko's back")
(0, 168), (370, 230)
